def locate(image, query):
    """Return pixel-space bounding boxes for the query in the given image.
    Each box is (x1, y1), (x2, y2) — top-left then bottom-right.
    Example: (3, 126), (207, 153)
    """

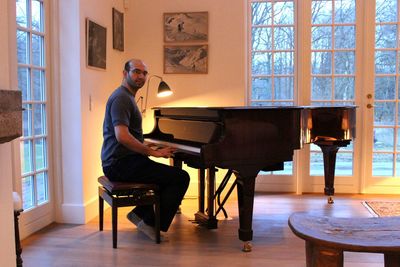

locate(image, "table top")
(288, 212), (400, 253)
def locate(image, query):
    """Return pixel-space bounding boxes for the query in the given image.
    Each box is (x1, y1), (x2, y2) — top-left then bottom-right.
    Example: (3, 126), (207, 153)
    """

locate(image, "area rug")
(363, 201), (400, 217)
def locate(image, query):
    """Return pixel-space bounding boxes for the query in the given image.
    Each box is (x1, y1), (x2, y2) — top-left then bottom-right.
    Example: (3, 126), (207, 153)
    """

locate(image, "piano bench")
(288, 212), (400, 267)
(98, 176), (160, 248)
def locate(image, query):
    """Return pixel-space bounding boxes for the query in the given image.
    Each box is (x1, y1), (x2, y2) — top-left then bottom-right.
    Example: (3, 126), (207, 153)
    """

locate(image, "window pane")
(334, 0), (355, 23)
(273, 1), (294, 25)
(274, 52), (294, 74)
(252, 2), (272, 25)
(35, 138), (47, 170)
(334, 77), (354, 100)
(16, 30), (29, 64)
(32, 34), (44, 66)
(252, 52), (272, 75)
(274, 27), (294, 50)
(34, 103), (46, 135)
(376, 0), (397, 23)
(310, 152), (324, 176)
(274, 77), (294, 99)
(396, 154), (400, 176)
(312, 52), (332, 74)
(22, 103), (32, 137)
(18, 67), (30, 101)
(22, 176), (34, 210)
(20, 140), (33, 174)
(252, 77), (272, 101)
(32, 0), (43, 32)
(312, 26), (332, 50)
(312, 77), (332, 100)
(375, 51), (397, 74)
(374, 102), (395, 125)
(373, 128), (394, 151)
(334, 51), (355, 74)
(32, 69), (45, 101)
(274, 161), (293, 175)
(375, 76), (396, 100)
(36, 172), (48, 205)
(335, 152), (353, 176)
(252, 27), (272, 50)
(373, 153), (394, 176)
(16, 0), (28, 27)
(335, 26), (355, 49)
(375, 25), (397, 49)
(312, 1), (332, 24)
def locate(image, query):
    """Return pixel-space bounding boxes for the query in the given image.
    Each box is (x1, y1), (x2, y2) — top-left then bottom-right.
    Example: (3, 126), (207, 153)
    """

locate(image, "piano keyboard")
(145, 138), (201, 154)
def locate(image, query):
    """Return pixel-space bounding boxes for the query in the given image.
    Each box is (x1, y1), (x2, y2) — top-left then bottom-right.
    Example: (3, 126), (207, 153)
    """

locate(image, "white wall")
(58, 0), (128, 223)
(126, 0), (247, 198)
(58, 0), (246, 224)
(0, 0), (18, 266)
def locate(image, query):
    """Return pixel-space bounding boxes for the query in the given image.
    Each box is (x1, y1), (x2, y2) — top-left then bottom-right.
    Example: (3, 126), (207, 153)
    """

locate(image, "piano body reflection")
(144, 106), (356, 251)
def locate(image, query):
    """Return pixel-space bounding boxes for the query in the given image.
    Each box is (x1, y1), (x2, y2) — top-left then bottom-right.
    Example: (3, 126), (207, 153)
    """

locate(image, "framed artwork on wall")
(112, 8), (124, 51)
(86, 18), (107, 70)
(164, 12), (208, 43)
(164, 45), (208, 74)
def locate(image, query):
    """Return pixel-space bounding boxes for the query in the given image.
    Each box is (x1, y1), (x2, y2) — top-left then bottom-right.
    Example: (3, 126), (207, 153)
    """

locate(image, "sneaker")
(136, 220), (157, 241)
(127, 210), (142, 226)
(136, 221), (168, 242)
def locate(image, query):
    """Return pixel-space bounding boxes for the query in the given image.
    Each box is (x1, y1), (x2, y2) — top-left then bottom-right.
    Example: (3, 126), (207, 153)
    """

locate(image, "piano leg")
(315, 142), (344, 204)
(194, 167), (218, 229)
(235, 172), (256, 252)
(198, 168), (205, 213)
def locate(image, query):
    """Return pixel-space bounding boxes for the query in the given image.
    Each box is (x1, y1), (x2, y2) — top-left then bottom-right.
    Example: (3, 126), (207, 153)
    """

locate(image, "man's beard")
(126, 75), (144, 90)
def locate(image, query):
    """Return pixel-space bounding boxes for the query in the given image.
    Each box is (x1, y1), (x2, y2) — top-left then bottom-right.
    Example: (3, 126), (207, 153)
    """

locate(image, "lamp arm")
(143, 75), (163, 114)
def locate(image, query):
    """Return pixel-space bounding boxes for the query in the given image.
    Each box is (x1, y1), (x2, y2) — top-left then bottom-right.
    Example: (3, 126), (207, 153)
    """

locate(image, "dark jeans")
(103, 154), (190, 232)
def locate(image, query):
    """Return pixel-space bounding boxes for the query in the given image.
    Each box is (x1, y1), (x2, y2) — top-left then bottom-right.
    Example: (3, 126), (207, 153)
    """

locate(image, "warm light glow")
(157, 90), (173, 97)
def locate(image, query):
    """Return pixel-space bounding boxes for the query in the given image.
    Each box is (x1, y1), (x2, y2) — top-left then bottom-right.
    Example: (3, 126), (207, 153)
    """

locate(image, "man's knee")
(180, 170), (190, 188)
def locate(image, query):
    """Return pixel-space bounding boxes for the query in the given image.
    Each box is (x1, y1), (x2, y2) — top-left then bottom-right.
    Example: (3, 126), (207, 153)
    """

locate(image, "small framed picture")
(164, 12), (208, 43)
(112, 8), (124, 51)
(86, 18), (107, 70)
(164, 45), (208, 74)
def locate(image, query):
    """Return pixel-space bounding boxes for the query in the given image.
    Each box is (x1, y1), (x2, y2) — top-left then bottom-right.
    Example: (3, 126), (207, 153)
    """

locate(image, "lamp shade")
(157, 81), (173, 97)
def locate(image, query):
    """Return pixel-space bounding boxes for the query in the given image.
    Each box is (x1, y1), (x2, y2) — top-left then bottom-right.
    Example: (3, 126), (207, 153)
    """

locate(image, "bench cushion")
(98, 176), (158, 194)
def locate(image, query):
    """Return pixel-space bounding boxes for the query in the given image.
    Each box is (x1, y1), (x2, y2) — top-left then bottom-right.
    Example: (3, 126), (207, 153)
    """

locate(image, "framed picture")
(164, 45), (208, 74)
(112, 8), (124, 51)
(86, 18), (107, 70)
(164, 12), (208, 43)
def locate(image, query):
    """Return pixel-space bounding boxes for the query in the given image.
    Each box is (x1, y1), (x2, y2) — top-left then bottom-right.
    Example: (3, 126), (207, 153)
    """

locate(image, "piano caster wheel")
(327, 196), (334, 204)
(242, 241), (252, 252)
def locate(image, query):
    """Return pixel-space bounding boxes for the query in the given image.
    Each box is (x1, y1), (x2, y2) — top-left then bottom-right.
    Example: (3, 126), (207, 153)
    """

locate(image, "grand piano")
(144, 106), (356, 251)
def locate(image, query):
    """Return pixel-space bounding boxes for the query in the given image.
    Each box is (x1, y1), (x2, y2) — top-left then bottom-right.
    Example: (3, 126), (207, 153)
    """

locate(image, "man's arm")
(114, 124), (175, 158)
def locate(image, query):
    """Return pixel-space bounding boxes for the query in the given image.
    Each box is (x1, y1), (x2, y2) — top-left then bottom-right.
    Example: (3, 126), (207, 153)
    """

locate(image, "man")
(101, 59), (190, 241)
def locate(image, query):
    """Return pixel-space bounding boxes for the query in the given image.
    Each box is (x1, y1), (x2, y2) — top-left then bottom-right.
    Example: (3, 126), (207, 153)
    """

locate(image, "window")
(309, 0), (356, 176)
(16, 0), (49, 210)
(249, 0), (356, 177)
(250, 0), (295, 107)
(372, 0), (400, 176)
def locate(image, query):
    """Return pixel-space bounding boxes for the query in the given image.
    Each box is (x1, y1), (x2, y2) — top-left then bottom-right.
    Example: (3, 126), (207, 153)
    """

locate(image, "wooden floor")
(21, 193), (399, 267)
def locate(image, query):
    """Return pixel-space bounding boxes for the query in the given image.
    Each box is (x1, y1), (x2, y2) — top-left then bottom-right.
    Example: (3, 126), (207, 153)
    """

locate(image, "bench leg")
(112, 202), (118, 249)
(155, 197), (161, 244)
(99, 196), (104, 231)
(384, 253), (400, 267)
(306, 241), (343, 267)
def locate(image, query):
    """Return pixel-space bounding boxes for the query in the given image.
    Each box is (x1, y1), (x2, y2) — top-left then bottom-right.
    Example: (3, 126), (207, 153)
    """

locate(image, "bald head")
(122, 58), (148, 94)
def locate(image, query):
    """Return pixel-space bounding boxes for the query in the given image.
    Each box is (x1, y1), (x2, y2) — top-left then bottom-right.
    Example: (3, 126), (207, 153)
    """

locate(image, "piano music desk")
(288, 212), (400, 267)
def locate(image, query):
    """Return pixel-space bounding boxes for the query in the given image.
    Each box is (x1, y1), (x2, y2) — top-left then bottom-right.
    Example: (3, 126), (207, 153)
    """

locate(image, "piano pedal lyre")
(242, 241), (252, 252)
(327, 196), (334, 204)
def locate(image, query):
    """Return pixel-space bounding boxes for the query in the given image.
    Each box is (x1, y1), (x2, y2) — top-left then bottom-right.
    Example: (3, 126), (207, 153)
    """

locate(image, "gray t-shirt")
(101, 86), (143, 167)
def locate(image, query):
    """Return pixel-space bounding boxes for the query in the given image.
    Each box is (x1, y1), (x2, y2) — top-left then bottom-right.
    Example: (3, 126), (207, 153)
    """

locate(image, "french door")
(363, 0), (400, 193)
(249, 0), (400, 194)
(15, 0), (53, 237)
